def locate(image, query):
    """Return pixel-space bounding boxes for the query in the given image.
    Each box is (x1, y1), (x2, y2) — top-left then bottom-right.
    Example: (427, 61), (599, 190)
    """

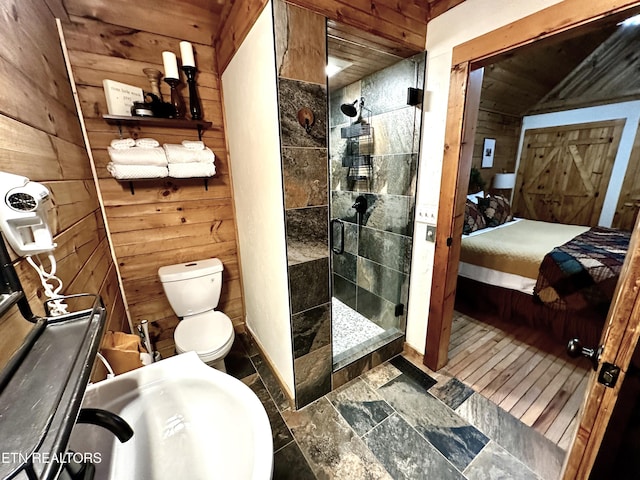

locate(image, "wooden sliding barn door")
(512, 120), (624, 226)
(613, 121), (640, 231)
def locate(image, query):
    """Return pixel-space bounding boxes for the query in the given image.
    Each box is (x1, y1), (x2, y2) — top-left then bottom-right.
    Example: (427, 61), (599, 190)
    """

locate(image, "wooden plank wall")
(428, 0), (467, 19)
(613, 121), (640, 231)
(60, 9), (243, 358)
(0, 0), (125, 368)
(216, 0), (270, 73)
(62, 0), (219, 45)
(471, 110), (521, 186)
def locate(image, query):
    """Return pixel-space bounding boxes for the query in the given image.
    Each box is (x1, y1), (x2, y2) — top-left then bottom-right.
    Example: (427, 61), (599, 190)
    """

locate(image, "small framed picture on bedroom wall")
(482, 138), (496, 168)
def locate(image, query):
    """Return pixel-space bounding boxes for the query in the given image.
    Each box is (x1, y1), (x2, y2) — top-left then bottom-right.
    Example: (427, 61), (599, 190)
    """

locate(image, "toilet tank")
(158, 258), (223, 317)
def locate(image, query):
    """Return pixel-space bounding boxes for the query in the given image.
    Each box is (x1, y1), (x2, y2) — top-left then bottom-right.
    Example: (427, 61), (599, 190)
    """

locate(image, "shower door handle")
(331, 219), (344, 254)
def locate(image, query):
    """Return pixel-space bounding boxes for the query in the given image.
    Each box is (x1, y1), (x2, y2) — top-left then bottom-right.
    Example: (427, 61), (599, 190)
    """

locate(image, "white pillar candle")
(162, 51), (179, 79)
(180, 41), (195, 67)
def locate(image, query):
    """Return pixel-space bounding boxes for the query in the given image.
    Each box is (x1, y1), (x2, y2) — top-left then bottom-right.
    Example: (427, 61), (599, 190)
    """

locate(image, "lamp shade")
(493, 172), (516, 189)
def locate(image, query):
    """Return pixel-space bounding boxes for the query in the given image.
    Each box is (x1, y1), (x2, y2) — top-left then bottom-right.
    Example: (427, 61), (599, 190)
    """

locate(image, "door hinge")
(598, 362), (620, 388)
(446, 237), (453, 247)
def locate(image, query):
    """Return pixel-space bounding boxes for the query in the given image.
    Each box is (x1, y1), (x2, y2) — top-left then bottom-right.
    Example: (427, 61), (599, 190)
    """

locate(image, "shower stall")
(329, 52), (426, 369)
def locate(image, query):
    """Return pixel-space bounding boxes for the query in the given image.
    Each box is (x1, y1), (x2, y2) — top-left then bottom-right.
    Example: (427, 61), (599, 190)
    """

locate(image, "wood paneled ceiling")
(478, 20), (621, 118)
(321, 1), (469, 91)
(532, 23), (640, 113)
(327, 20), (422, 91)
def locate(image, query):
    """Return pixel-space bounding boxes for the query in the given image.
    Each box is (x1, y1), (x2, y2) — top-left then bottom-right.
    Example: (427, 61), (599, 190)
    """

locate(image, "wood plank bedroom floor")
(440, 311), (591, 449)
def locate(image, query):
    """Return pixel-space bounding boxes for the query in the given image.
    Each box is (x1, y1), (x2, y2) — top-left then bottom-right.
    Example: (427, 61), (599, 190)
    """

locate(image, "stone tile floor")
(225, 334), (565, 479)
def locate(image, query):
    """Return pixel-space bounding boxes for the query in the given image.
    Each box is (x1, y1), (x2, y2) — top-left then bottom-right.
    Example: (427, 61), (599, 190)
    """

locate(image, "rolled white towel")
(168, 162), (215, 178)
(110, 138), (135, 150)
(135, 138), (160, 148)
(163, 143), (215, 164)
(181, 140), (205, 150)
(107, 163), (168, 180)
(108, 146), (168, 166)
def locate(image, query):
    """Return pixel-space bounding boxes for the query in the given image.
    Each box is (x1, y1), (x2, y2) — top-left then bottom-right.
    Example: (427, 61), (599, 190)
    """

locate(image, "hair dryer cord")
(26, 254), (68, 316)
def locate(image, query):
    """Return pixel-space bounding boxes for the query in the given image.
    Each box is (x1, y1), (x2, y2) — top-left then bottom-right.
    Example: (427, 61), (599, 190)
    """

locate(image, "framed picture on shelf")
(102, 79), (144, 116)
(481, 138), (496, 168)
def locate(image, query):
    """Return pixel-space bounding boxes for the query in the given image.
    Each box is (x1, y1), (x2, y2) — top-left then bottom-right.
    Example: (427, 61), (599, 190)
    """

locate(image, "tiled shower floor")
(331, 297), (385, 357)
(225, 334), (565, 479)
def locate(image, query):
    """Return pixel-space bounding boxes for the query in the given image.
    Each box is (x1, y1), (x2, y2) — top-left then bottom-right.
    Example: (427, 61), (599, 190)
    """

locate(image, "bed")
(456, 196), (630, 347)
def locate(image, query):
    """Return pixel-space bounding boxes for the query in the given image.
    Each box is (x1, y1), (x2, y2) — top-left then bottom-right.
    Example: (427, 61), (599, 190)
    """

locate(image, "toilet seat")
(174, 310), (234, 362)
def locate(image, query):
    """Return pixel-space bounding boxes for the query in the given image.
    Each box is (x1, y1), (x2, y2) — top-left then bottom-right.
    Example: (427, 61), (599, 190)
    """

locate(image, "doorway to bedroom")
(434, 7), (640, 460)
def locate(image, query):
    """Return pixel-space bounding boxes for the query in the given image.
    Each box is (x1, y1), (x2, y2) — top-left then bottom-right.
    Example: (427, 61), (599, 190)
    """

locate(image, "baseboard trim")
(245, 325), (295, 409)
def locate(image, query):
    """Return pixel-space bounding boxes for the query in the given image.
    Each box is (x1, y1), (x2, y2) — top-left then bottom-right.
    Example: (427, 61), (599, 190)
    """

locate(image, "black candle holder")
(163, 77), (186, 118)
(181, 66), (202, 120)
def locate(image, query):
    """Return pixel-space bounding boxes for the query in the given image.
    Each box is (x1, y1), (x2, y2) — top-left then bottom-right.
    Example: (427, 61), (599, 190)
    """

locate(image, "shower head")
(340, 100), (358, 118)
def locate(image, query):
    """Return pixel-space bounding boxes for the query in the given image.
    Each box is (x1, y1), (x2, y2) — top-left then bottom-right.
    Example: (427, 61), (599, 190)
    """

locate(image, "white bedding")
(458, 262), (536, 294)
(460, 218), (533, 294)
(459, 218), (589, 294)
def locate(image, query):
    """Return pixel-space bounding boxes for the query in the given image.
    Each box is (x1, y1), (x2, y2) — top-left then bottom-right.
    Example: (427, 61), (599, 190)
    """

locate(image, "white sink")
(69, 351), (273, 479)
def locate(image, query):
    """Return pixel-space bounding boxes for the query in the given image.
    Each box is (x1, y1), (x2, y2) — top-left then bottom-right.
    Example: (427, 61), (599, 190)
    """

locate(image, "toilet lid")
(174, 311), (233, 356)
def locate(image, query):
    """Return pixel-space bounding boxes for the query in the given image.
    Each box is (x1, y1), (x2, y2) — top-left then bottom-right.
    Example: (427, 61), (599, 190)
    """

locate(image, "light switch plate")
(426, 225), (436, 242)
(416, 203), (438, 224)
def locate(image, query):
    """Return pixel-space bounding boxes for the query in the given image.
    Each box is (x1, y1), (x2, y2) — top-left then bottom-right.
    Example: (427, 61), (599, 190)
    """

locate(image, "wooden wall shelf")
(102, 115), (213, 130)
(103, 115), (216, 193)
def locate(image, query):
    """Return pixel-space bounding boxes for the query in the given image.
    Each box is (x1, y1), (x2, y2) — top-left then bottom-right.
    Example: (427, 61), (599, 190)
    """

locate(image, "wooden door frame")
(424, 0), (640, 368)
(425, 0), (640, 475)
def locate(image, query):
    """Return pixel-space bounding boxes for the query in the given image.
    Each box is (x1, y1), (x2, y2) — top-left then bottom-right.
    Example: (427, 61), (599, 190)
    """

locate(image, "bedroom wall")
(516, 100), (640, 228)
(405, 0), (563, 354)
(471, 68), (522, 186)
(471, 112), (521, 185)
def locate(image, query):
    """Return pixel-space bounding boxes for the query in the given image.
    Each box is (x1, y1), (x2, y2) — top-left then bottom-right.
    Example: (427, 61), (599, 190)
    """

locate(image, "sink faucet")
(59, 410), (133, 480)
(77, 408), (134, 443)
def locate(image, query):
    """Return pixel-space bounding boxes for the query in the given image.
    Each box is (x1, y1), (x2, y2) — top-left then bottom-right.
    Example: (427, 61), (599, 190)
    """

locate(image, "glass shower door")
(329, 52), (426, 368)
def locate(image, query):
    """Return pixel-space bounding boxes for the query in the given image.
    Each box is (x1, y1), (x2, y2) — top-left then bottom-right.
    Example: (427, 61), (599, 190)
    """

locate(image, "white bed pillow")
(466, 191), (484, 203)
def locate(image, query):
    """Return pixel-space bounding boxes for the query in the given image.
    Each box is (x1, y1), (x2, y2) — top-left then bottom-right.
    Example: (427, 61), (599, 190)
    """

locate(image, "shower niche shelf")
(340, 123), (373, 182)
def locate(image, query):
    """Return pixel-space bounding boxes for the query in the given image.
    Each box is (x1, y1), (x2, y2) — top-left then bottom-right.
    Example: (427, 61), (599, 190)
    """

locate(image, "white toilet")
(158, 258), (235, 372)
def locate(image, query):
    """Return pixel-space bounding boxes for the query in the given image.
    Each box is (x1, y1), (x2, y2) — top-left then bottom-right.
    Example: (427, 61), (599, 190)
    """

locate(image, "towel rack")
(124, 178), (210, 195)
(103, 115), (216, 194)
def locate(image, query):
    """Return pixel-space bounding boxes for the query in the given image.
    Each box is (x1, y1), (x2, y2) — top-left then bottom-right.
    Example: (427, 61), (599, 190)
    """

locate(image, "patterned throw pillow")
(463, 199), (487, 234)
(478, 194), (513, 227)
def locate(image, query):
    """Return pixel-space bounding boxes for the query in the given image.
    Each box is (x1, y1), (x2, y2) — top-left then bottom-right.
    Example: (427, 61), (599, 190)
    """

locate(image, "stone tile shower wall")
(274, 0), (331, 409)
(329, 55), (425, 332)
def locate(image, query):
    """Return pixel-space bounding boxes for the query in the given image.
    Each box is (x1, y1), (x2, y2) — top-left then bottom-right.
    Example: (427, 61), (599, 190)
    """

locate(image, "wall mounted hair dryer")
(0, 171), (55, 256)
